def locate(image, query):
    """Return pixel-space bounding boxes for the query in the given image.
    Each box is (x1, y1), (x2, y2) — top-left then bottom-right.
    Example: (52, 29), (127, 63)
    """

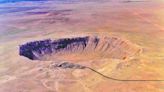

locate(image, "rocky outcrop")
(19, 36), (141, 60)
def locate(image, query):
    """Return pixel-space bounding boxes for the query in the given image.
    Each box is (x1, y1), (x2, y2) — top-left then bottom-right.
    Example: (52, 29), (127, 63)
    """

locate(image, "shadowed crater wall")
(19, 36), (141, 61)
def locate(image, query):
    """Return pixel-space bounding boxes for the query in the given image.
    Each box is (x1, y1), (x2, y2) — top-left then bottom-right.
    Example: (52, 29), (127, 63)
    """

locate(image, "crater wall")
(19, 36), (141, 60)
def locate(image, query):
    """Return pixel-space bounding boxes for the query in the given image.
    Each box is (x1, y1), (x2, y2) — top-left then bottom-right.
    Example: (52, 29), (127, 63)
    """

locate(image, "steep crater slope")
(19, 36), (141, 61)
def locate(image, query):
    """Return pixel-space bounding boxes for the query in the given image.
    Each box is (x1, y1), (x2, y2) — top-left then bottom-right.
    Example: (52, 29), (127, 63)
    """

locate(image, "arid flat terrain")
(0, 0), (164, 92)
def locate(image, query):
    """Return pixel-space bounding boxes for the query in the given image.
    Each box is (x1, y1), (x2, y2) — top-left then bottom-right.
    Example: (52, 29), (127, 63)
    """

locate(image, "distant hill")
(0, 0), (49, 3)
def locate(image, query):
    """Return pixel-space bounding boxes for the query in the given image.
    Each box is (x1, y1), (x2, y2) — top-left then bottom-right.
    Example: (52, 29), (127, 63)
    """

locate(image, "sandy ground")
(0, 0), (164, 92)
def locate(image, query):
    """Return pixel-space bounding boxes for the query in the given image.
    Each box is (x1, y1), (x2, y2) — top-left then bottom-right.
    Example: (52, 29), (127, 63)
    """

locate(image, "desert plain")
(0, 0), (164, 92)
